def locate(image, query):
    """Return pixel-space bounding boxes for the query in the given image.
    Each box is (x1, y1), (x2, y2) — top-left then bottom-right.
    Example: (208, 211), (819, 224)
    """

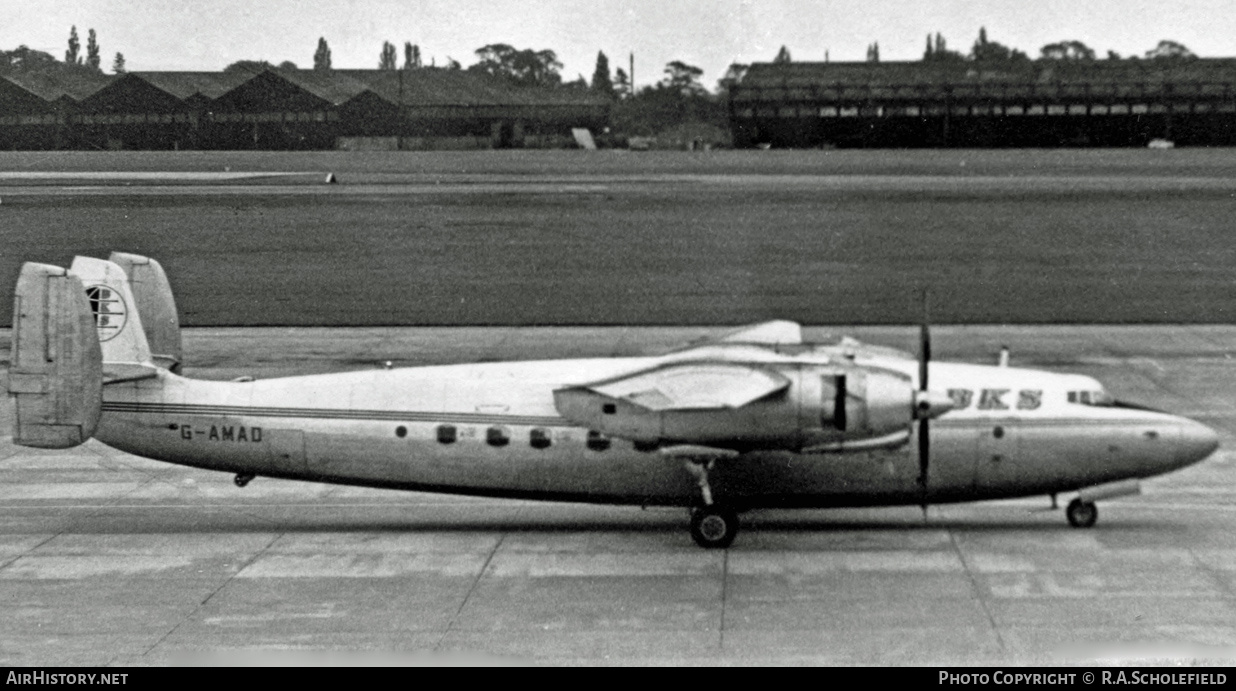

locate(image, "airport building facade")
(0, 68), (611, 150)
(729, 59), (1236, 148)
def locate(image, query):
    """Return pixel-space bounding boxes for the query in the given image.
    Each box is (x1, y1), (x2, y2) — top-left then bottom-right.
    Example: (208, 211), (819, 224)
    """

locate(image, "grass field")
(2, 149), (1236, 326)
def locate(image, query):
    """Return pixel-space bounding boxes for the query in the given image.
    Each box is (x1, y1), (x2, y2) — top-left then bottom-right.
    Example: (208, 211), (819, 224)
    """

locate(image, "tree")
(1040, 41), (1095, 61)
(403, 43), (421, 69)
(445, 57), (461, 70)
(313, 37), (332, 70)
(866, 42), (880, 62)
(0, 45), (59, 74)
(224, 60), (274, 73)
(66, 26), (81, 64)
(1145, 40), (1195, 60)
(970, 27), (1028, 62)
(468, 44), (562, 87)
(279, 61), (298, 70)
(112, 52), (125, 74)
(591, 51), (614, 97)
(379, 41), (397, 70)
(613, 66), (631, 99)
(660, 60), (705, 97)
(773, 45), (791, 63)
(715, 64), (748, 98)
(86, 29), (100, 70)
(924, 33), (964, 62)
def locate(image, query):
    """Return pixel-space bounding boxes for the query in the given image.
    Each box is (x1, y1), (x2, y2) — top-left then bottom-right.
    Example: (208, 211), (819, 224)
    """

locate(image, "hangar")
(0, 68), (610, 150)
(729, 59), (1236, 148)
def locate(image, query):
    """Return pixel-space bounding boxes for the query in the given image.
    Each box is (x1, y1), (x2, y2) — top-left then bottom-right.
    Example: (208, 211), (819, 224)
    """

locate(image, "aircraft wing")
(562, 362), (790, 412)
(553, 361), (792, 443)
(717, 320), (802, 345)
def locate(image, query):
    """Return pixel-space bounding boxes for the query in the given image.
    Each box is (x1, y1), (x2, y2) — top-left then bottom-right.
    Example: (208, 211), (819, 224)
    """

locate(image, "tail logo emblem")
(85, 285), (128, 342)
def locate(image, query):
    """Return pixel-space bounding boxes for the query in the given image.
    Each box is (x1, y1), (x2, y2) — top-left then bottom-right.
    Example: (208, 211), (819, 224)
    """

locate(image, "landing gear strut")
(1066, 498), (1098, 528)
(690, 506), (740, 549)
(234, 473), (255, 488)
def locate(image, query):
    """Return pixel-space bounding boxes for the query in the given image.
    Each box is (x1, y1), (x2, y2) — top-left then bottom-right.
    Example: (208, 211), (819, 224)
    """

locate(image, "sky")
(6, 1), (1236, 90)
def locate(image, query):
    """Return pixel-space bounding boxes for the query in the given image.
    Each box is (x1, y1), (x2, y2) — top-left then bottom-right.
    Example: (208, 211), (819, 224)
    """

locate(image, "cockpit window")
(1068, 390), (1115, 406)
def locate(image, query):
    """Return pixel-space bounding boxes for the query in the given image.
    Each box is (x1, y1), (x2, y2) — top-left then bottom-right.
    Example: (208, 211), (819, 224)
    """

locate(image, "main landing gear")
(682, 456), (740, 548)
(234, 473), (255, 488)
(690, 506), (740, 549)
(1066, 498), (1098, 528)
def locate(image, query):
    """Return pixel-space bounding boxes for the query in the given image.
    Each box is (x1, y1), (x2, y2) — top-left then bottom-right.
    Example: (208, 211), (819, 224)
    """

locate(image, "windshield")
(1068, 390), (1116, 407)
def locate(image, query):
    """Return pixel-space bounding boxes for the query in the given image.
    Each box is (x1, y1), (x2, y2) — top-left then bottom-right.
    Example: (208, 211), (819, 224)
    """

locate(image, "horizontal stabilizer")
(8, 263), (103, 448)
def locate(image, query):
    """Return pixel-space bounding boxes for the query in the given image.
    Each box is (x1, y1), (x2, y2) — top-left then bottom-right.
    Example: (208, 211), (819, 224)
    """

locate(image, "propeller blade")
(918, 419), (929, 487)
(918, 288), (931, 490)
(919, 289), (930, 391)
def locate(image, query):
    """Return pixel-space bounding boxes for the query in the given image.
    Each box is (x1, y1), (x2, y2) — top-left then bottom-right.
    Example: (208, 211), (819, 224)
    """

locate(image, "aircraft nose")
(1176, 418), (1219, 466)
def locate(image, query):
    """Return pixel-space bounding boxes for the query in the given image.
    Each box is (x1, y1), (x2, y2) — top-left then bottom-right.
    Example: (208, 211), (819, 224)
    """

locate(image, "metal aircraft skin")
(7, 255), (1220, 547)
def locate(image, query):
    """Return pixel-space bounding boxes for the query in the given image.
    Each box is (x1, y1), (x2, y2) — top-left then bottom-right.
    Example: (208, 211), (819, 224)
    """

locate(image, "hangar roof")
(737, 59), (1236, 90)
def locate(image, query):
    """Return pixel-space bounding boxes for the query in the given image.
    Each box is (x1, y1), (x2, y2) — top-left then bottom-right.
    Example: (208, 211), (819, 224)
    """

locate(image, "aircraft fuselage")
(94, 350), (1218, 510)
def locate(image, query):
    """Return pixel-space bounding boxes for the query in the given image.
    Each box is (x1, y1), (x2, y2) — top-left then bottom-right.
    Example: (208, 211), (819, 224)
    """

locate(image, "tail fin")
(108, 253), (182, 374)
(8, 263), (103, 448)
(68, 256), (159, 382)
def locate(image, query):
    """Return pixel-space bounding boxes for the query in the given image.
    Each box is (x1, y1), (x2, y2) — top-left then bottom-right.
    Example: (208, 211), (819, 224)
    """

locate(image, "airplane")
(6, 253), (1220, 548)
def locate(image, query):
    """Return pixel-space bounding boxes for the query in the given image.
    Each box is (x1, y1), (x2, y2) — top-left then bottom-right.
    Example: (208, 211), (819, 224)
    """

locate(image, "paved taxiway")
(2, 325), (1236, 666)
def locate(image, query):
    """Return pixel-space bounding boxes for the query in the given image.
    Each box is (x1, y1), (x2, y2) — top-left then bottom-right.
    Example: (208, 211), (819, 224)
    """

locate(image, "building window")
(633, 440), (659, 453)
(487, 426), (510, 447)
(437, 424), (457, 444)
(586, 430), (611, 452)
(530, 428), (552, 449)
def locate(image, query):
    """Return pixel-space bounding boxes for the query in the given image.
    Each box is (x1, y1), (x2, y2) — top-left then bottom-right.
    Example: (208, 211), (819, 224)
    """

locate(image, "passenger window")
(530, 428), (552, 449)
(486, 426), (510, 447)
(436, 424), (457, 444)
(586, 430), (611, 451)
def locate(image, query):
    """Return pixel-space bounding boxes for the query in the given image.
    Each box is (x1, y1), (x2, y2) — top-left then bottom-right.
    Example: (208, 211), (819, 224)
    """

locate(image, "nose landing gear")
(234, 473), (255, 488)
(1066, 498), (1098, 528)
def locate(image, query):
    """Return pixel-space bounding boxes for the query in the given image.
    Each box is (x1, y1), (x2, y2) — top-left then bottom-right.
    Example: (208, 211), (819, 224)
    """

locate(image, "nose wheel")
(1066, 498), (1098, 528)
(690, 506), (740, 548)
(234, 473), (255, 488)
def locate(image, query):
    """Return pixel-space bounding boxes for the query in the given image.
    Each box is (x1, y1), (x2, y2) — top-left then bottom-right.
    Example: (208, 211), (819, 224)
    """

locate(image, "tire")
(690, 506), (740, 548)
(1066, 498), (1098, 528)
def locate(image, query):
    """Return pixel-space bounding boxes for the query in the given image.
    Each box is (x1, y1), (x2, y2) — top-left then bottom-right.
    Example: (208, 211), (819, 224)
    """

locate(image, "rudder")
(7, 263), (103, 448)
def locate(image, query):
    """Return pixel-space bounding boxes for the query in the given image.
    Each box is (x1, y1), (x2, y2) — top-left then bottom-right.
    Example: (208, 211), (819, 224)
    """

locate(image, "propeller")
(917, 289), (931, 490)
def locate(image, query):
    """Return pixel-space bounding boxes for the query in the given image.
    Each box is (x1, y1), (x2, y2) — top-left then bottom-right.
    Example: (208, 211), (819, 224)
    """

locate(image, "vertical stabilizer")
(108, 253), (182, 374)
(68, 257), (157, 381)
(8, 263), (103, 448)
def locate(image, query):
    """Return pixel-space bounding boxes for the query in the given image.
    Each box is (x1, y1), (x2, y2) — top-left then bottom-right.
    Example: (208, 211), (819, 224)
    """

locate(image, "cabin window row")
(399, 424), (627, 452)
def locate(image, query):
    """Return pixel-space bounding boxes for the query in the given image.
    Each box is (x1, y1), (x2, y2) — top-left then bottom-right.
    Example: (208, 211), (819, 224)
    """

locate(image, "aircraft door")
(973, 422), (1021, 490)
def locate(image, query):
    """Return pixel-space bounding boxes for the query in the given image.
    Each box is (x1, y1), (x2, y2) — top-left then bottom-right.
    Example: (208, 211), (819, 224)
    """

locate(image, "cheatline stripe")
(101, 401), (567, 426)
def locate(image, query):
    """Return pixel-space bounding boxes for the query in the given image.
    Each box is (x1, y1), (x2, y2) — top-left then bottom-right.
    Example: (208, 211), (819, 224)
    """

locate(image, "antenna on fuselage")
(998, 346), (1009, 367)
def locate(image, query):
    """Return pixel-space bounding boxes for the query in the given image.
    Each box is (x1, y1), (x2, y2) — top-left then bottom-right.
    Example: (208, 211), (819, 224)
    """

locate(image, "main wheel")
(690, 506), (740, 548)
(1066, 498), (1098, 528)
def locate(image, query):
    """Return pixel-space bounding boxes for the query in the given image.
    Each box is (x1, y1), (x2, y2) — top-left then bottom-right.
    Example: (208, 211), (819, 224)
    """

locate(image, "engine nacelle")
(553, 361), (925, 452)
